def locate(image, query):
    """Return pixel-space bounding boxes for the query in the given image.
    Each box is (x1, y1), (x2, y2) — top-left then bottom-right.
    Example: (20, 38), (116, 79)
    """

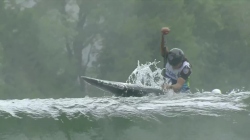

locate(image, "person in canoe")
(160, 27), (192, 93)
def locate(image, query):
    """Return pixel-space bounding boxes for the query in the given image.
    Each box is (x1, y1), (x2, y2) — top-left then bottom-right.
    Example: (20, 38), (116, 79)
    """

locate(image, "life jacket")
(164, 59), (191, 93)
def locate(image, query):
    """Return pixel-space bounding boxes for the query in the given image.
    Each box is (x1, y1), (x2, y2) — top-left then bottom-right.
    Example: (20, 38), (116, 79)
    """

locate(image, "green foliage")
(96, 0), (250, 92)
(0, 0), (249, 98)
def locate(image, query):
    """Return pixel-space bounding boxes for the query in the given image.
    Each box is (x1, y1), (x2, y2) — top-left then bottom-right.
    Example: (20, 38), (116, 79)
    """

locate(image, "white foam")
(0, 92), (249, 120)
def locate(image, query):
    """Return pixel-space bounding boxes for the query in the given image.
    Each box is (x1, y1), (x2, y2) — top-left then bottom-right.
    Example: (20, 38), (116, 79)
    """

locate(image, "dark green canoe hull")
(81, 76), (164, 97)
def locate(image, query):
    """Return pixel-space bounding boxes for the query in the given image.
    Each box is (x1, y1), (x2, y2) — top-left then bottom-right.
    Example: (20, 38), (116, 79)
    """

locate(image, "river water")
(0, 91), (250, 140)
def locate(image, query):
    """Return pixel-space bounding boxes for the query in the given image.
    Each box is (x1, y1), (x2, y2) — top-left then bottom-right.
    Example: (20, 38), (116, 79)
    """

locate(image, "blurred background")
(0, 0), (249, 99)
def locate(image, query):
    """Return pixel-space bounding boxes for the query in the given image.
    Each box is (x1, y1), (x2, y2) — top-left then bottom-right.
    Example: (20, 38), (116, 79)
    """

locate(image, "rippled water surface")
(0, 92), (250, 140)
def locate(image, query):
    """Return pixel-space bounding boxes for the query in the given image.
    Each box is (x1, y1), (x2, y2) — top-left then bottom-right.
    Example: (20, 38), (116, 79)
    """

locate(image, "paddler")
(160, 27), (192, 93)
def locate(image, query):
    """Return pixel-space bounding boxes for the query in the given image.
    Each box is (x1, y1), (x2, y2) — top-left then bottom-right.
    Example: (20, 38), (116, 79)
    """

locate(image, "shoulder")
(182, 65), (191, 74)
(182, 61), (191, 67)
(179, 65), (191, 80)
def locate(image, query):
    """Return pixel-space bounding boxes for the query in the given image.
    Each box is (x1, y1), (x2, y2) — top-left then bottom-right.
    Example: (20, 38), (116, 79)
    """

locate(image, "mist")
(0, 0), (249, 99)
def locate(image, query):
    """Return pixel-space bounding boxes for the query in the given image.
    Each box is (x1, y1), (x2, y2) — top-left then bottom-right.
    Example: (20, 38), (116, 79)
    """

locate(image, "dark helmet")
(167, 48), (184, 66)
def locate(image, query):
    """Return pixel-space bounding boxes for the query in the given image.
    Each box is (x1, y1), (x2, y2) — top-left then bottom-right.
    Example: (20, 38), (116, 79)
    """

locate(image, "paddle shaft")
(162, 35), (167, 76)
(163, 35), (167, 67)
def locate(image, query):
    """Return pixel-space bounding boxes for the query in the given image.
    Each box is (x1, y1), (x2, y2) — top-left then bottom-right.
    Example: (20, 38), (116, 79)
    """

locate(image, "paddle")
(163, 35), (167, 72)
(161, 28), (169, 77)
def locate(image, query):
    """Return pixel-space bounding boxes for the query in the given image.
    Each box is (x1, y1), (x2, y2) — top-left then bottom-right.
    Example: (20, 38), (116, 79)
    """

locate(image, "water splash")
(126, 60), (168, 88)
